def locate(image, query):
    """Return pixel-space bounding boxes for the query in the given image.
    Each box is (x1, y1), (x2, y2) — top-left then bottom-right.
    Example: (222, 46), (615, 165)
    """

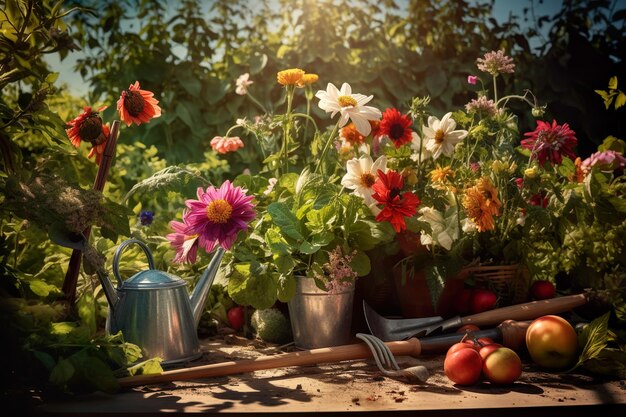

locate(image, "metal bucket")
(287, 277), (355, 349)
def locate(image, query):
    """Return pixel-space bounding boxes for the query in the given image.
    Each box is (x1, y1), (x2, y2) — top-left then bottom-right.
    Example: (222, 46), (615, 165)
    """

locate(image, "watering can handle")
(112, 239), (156, 287)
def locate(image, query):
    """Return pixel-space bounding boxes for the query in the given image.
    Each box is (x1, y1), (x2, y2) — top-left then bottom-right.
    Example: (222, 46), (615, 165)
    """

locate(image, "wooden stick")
(62, 121), (120, 305)
(118, 319), (531, 389)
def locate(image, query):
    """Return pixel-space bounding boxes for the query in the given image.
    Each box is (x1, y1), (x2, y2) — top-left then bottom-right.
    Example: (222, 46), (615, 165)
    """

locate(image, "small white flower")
(409, 131), (433, 162)
(235, 73), (253, 95)
(341, 155), (387, 205)
(422, 112), (468, 159)
(336, 136), (370, 157)
(417, 206), (461, 251)
(263, 177), (278, 195)
(315, 82), (381, 136)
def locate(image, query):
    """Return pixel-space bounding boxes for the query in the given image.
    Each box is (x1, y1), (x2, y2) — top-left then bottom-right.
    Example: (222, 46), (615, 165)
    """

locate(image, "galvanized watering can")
(98, 239), (224, 365)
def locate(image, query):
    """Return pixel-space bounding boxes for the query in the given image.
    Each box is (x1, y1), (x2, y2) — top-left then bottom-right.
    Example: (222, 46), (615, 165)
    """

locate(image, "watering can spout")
(190, 247), (225, 328)
(96, 269), (119, 313)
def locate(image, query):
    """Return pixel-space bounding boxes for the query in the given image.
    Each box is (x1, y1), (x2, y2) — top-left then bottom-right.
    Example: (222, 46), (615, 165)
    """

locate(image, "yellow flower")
(524, 167), (538, 179)
(298, 73), (319, 87)
(277, 68), (305, 86)
(430, 166), (454, 183)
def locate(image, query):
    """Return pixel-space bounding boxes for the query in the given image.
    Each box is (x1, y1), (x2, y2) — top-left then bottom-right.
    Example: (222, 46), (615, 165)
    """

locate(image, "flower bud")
(524, 167), (538, 178)
(532, 106), (546, 117)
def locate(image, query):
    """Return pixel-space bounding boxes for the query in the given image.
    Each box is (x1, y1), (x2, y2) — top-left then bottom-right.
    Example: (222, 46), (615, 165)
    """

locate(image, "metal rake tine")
(368, 334), (402, 371)
(356, 333), (393, 373)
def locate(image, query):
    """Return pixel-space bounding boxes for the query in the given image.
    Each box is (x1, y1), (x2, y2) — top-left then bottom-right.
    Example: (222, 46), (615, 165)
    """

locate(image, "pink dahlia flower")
(166, 219), (200, 264)
(581, 150), (626, 174)
(211, 136), (244, 154)
(183, 181), (256, 253)
(521, 120), (577, 165)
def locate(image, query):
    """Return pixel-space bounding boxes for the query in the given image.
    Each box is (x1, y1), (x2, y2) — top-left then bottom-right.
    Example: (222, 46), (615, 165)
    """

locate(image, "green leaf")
(49, 358), (75, 388)
(582, 348), (626, 379)
(228, 263), (277, 309)
(274, 254), (295, 274)
(48, 222), (86, 250)
(349, 250), (371, 277)
(572, 312), (610, 370)
(299, 240), (322, 255)
(45, 72), (59, 84)
(267, 202), (304, 241)
(176, 64), (202, 96)
(71, 351), (119, 393)
(124, 166), (207, 202)
(265, 228), (292, 255)
(77, 290), (97, 336)
(33, 351), (57, 371)
(276, 273), (296, 302)
(125, 358), (164, 376)
(425, 65), (447, 97)
(29, 279), (60, 297)
(608, 76), (618, 90)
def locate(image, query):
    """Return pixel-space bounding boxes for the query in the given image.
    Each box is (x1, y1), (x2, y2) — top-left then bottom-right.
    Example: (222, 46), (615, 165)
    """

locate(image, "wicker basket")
(465, 264), (529, 305)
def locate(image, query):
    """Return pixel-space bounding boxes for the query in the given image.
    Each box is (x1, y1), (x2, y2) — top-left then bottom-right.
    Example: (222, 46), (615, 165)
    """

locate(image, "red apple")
(444, 348), (483, 385)
(456, 324), (480, 334)
(478, 343), (503, 361)
(525, 315), (578, 370)
(447, 340), (479, 356)
(482, 347), (522, 384)
(530, 280), (556, 300)
(470, 289), (497, 314)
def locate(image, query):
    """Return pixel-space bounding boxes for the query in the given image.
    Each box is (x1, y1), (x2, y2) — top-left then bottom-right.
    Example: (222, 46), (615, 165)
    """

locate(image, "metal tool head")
(363, 300), (448, 341)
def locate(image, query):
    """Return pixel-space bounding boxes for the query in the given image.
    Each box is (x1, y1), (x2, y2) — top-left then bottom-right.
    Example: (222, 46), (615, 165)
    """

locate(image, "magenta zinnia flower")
(166, 220), (200, 264)
(521, 120), (577, 165)
(581, 150), (626, 175)
(183, 181), (256, 253)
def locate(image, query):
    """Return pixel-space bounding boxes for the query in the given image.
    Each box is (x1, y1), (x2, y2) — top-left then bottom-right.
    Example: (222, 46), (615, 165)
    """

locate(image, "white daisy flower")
(235, 73), (253, 95)
(422, 112), (468, 159)
(315, 82), (381, 136)
(417, 206), (460, 251)
(341, 155), (387, 205)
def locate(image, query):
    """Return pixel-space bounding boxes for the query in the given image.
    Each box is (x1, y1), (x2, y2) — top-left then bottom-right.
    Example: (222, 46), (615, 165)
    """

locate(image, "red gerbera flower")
(521, 120), (577, 165)
(371, 169), (421, 232)
(65, 106), (108, 148)
(379, 108), (413, 148)
(116, 81), (162, 126)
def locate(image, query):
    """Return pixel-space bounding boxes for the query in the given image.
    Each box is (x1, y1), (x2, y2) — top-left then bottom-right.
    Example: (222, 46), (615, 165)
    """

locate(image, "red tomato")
(227, 306), (245, 331)
(456, 288), (474, 315)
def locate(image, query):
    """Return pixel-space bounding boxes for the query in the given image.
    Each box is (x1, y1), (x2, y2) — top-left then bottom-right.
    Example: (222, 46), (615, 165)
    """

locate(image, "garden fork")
(356, 333), (429, 383)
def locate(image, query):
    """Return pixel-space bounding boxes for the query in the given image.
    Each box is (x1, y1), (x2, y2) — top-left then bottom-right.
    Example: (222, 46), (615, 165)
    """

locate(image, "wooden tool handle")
(499, 320), (531, 351)
(462, 293), (588, 327)
(118, 338), (422, 388)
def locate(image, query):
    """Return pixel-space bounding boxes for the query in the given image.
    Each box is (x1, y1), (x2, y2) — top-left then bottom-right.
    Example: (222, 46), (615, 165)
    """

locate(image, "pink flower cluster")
(321, 246), (358, 294)
(476, 50), (515, 76)
(581, 150), (626, 174)
(210, 136), (244, 154)
(465, 95), (497, 117)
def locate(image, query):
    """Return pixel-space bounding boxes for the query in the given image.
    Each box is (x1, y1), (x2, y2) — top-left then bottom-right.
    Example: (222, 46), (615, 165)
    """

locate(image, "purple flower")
(467, 75), (478, 85)
(166, 220), (200, 264)
(139, 210), (154, 226)
(183, 181), (256, 253)
(476, 50), (515, 76)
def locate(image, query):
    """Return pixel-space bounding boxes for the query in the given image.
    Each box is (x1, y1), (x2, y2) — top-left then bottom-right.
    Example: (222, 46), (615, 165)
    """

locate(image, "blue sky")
(47, 0), (563, 97)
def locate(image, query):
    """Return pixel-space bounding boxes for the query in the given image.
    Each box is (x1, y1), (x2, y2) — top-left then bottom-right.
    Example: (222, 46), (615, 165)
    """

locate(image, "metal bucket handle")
(112, 239), (156, 287)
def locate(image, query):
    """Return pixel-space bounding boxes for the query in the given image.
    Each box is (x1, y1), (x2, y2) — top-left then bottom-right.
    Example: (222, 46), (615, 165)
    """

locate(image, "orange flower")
(297, 73), (319, 87)
(430, 166), (454, 184)
(462, 177), (501, 232)
(570, 157), (585, 183)
(340, 123), (366, 146)
(277, 68), (305, 86)
(65, 106), (107, 148)
(116, 81), (162, 126)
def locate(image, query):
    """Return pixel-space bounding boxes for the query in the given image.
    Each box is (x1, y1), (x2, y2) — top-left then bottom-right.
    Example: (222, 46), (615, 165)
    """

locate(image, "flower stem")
(492, 75), (498, 104)
(282, 86), (295, 175)
(314, 120), (341, 174)
(247, 92), (267, 114)
(292, 112), (319, 133)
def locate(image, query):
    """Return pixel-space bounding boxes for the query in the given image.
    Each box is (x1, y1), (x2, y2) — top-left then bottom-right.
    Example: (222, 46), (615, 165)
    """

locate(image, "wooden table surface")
(33, 335), (626, 416)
